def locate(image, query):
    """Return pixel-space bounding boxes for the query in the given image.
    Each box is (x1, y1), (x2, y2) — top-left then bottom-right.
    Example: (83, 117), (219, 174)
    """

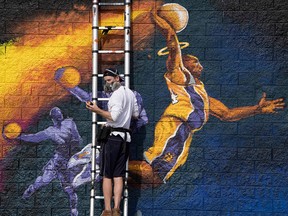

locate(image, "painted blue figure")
(17, 107), (81, 216)
(54, 67), (148, 188)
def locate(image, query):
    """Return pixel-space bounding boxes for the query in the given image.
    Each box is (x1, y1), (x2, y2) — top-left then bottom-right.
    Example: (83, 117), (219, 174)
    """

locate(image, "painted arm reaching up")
(151, 11), (195, 85)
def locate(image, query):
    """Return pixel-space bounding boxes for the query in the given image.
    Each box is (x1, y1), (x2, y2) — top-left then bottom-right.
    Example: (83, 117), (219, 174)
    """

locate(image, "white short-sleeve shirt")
(106, 86), (139, 142)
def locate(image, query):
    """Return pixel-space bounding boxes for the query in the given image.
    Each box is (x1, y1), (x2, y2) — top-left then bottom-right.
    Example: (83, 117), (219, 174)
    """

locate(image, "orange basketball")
(3, 122), (22, 139)
(158, 3), (189, 33)
(57, 66), (81, 89)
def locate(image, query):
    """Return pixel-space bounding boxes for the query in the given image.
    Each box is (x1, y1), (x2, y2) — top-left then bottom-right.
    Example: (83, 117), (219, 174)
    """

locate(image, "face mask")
(104, 81), (121, 93)
(104, 82), (113, 93)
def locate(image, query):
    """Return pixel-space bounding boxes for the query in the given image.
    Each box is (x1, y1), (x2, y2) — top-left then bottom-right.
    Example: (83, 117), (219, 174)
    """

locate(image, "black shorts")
(100, 135), (130, 178)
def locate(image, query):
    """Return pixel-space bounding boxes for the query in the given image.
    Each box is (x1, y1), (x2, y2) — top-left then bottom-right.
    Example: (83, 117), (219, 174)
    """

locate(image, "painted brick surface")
(0, 0), (287, 216)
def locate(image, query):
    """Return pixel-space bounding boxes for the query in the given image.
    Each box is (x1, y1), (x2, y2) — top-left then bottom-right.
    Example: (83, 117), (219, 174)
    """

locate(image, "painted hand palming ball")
(54, 66), (81, 89)
(3, 122), (22, 139)
(157, 3), (189, 33)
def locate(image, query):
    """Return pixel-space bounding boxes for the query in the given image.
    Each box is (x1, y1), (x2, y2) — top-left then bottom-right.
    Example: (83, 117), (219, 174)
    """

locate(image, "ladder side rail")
(124, 0), (131, 88)
(90, 1), (132, 215)
(123, 0), (131, 216)
(90, 1), (99, 215)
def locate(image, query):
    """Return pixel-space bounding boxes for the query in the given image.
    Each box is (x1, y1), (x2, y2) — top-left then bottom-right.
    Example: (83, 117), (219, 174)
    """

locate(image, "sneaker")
(101, 210), (112, 216)
(67, 144), (92, 168)
(112, 208), (121, 216)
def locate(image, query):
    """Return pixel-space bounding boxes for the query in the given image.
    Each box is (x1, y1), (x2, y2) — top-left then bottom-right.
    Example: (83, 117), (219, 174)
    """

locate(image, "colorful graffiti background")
(0, 0), (288, 216)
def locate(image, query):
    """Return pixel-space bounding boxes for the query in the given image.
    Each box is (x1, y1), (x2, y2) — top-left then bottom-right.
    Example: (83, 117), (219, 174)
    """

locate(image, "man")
(128, 11), (285, 186)
(54, 66), (148, 189)
(86, 68), (139, 216)
(6, 107), (82, 216)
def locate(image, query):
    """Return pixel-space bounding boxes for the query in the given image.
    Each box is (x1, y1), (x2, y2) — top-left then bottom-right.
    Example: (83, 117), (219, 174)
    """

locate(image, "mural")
(0, 0), (287, 216)
(129, 3), (285, 187)
(3, 107), (82, 216)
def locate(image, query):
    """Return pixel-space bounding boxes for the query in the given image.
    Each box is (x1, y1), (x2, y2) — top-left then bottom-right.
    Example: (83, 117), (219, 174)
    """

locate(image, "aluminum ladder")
(90, 0), (131, 215)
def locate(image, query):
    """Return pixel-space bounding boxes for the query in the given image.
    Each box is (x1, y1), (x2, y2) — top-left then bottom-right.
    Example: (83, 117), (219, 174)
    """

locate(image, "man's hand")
(86, 101), (113, 121)
(86, 101), (100, 113)
(258, 92), (285, 114)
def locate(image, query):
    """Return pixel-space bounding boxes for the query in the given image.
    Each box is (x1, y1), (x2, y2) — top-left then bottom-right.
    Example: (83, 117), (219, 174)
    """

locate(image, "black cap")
(103, 68), (123, 81)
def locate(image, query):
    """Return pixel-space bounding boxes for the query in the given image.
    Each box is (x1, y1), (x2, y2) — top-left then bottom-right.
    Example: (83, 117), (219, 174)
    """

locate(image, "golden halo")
(157, 42), (190, 56)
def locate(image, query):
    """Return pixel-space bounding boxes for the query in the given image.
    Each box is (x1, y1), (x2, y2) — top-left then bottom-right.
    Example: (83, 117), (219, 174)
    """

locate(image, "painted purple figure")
(18, 107), (82, 216)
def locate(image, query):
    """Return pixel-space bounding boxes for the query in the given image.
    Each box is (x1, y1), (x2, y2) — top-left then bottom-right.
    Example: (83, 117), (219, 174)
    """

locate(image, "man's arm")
(86, 101), (113, 121)
(209, 93), (285, 122)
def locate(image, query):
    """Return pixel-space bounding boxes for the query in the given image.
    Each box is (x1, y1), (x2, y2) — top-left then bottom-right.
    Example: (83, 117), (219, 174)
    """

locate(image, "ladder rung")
(92, 74), (125, 79)
(97, 122), (107, 125)
(91, 170), (101, 173)
(91, 145), (101, 149)
(92, 74), (104, 77)
(98, 3), (125, 6)
(93, 195), (127, 199)
(97, 98), (109, 101)
(98, 26), (125, 30)
(97, 50), (125, 54)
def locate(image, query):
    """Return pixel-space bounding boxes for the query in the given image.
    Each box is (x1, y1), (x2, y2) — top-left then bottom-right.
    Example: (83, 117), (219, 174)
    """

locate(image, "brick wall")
(0, 0), (287, 215)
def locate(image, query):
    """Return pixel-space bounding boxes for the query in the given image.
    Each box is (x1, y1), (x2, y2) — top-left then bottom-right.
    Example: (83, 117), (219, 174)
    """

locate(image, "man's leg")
(103, 177), (113, 211)
(113, 177), (123, 209)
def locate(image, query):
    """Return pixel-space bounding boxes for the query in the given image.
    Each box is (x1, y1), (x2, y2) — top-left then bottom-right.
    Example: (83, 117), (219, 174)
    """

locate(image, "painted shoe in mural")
(67, 143), (92, 168)
(68, 144), (100, 169)
(128, 160), (163, 188)
(22, 184), (36, 199)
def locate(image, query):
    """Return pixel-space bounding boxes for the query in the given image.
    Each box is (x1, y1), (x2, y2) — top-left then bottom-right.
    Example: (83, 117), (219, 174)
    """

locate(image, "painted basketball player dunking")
(129, 5), (285, 186)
